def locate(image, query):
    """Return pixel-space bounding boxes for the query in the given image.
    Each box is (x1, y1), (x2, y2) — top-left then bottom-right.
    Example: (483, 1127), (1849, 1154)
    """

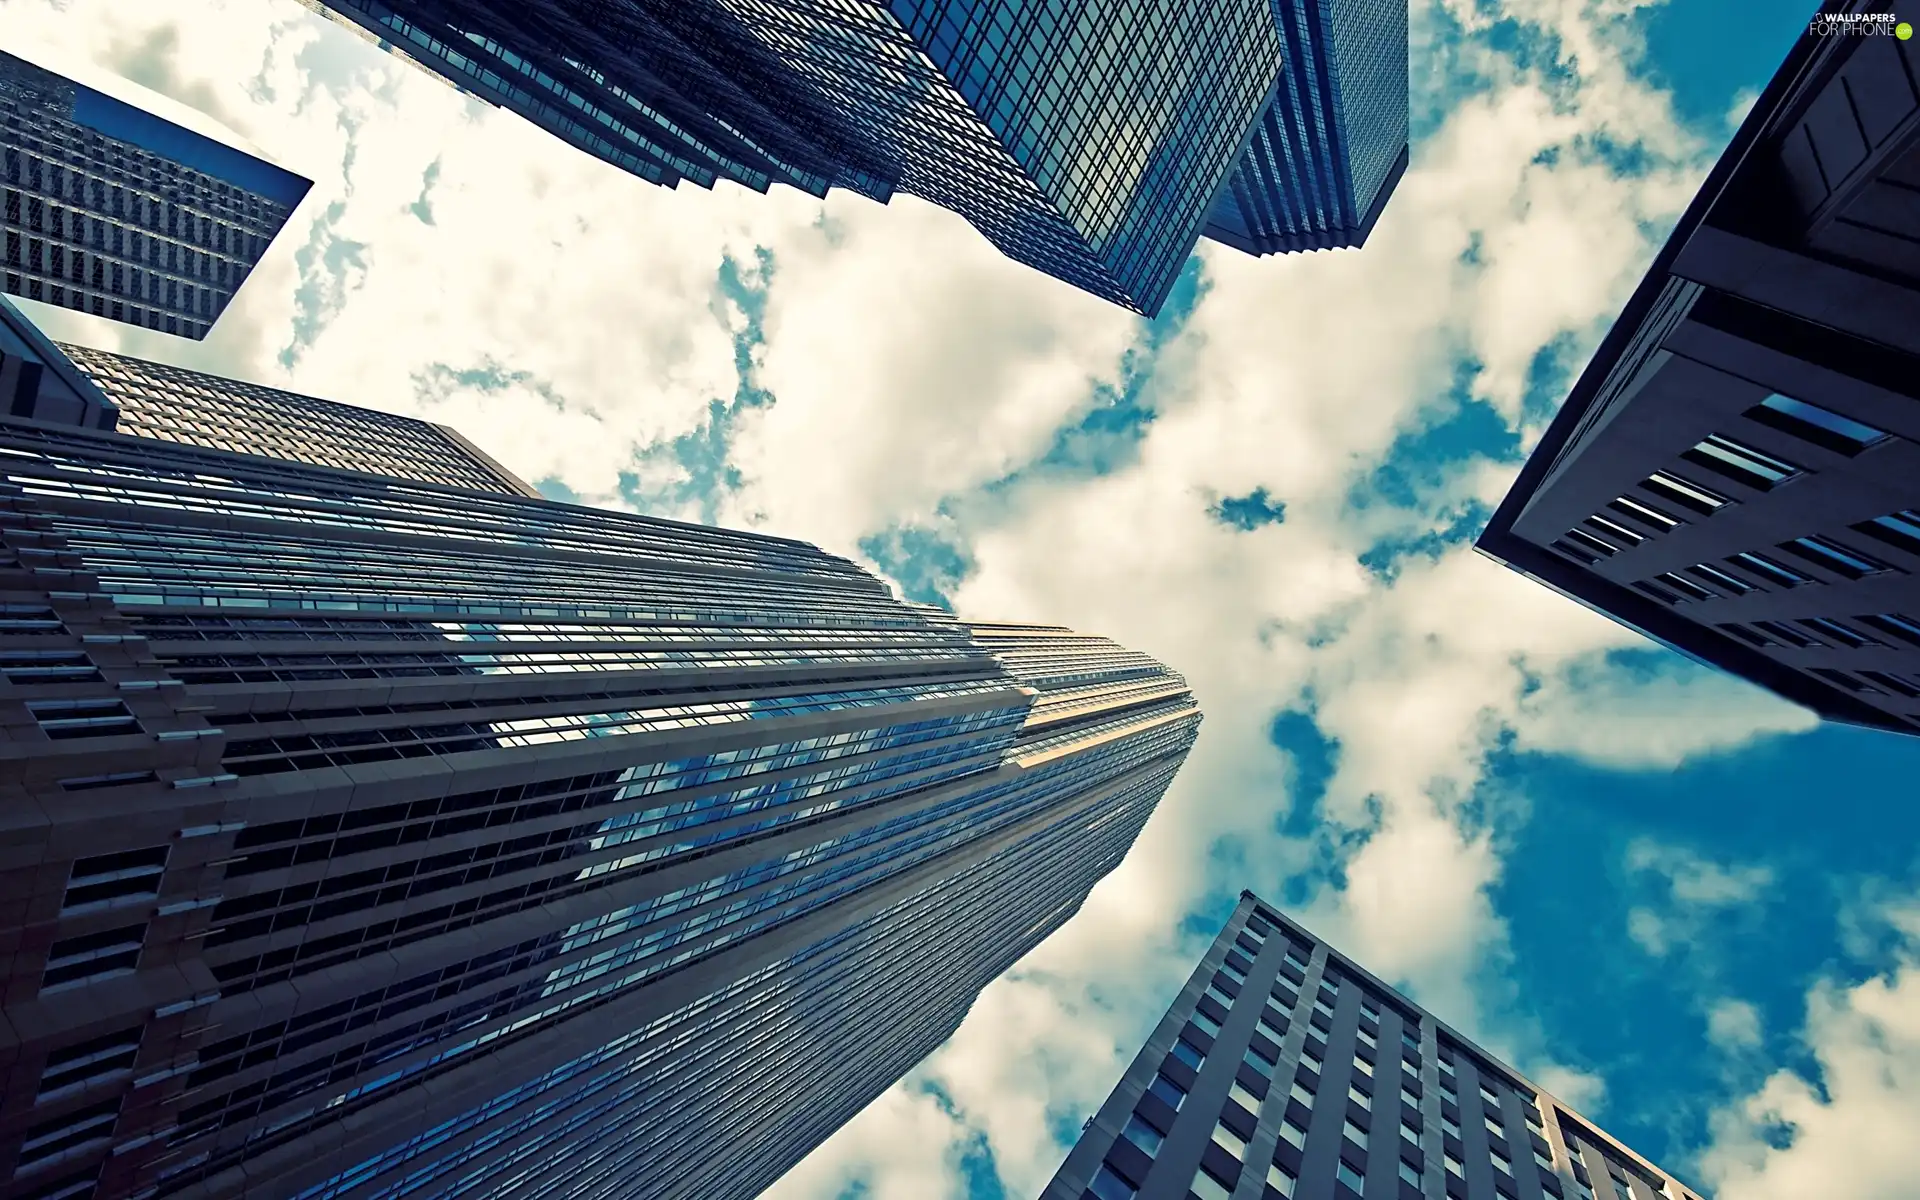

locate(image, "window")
(1336, 1161), (1366, 1193)
(1193, 1009), (1224, 1036)
(1171, 1039), (1205, 1071)
(1313, 995), (1336, 1018)
(0, 650), (100, 683)
(1361, 995), (1382, 1019)
(1205, 983), (1236, 1009)
(1284, 949), (1309, 971)
(1229, 1081), (1263, 1115)
(1190, 1165), (1233, 1200)
(1687, 562), (1757, 594)
(17, 1098), (120, 1166)
(1212, 1121), (1248, 1160)
(1121, 1115), (1163, 1156)
(1243, 1047), (1274, 1076)
(1290, 1080), (1316, 1108)
(1088, 1164), (1136, 1200)
(1446, 1153), (1465, 1178)
(1684, 433), (1803, 490)
(1351, 1084), (1372, 1110)
(1267, 1162), (1297, 1197)
(1486, 1115), (1505, 1136)
(1612, 1177), (1633, 1200)
(1280, 1118), (1308, 1149)
(1861, 612), (1920, 647)
(38, 1027), (142, 1096)
(1585, 514), (1645, 546)
(1358, 1027), (1378, 1049)
(62, 846), (168, 911)
(1782, 535), (1890, 579)
(29, 698), (140, 739)
(1858, 509), (1920, 554)
(1402, 1029), (1420, 1052)
(1643, 470), (1729, 514)
(1443, 1115), (1462, 1138)
(1259, 1008), (1288, 1038)
(1727, 551), (1810, 587)
(1301, 1044), (1324, 1074)
(1353, 1056), (1374, 1078)
(1401, 1119), (1421, 1147)
(1222, 958), (1248, 983)
(43, 923), (146, 990)
(1655, 571), (1715, 601)
(1343, 1118), (1369, 1149)
(1148, 1073), (1187, 1111)
(1402, 1085), (1420, 1110)
(1801, 616), (1878, 647)
(1610, 495), (1682, 530)
(1244, 920), (1268, 942)
(1401, 1159), (1424, 1186)
(1748, 393), (1886, 455)
(1493, 1151), (1514, 1176)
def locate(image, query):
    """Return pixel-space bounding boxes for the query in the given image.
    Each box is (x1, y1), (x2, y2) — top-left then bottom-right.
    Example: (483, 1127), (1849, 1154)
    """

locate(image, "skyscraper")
(0, 342), (1200, 1199)
(296, 0), (1408, 315)
(1478, 5), (1920, 737)
(1044, 893), (1707, 1200)
(0, 49), (310, 340)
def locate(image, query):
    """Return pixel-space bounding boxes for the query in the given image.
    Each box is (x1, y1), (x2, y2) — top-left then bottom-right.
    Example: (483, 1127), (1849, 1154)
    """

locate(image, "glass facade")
(0, 347), (1200, 1199)
(58, 342), (539, 495)
(1045, 894), (1707, 1200)
(302, 0), (1406, 315)
(1201, 0), (1410, 256)
(0, 50), (310, 339)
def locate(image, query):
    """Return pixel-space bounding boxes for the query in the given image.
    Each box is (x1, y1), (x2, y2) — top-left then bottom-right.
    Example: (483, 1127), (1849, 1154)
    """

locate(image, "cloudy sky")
(8, 0), (1920, 1196)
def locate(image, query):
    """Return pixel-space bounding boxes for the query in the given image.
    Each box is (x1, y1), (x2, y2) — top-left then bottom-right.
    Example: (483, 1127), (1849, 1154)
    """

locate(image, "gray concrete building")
(1043, 894), (1705, 1200)
(0, 337), (1200, 1199)
(0, 51), (309, 340)
(1479, 2), (1920, 736)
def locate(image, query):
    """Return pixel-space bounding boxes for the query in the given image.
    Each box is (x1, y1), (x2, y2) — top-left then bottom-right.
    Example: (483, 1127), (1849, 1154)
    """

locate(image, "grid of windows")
(310, 0), (1402, 315)
(1044, 895), (1704, 1200)
(0, 51), (305, 338)
(61, 345), (535, 494)
(0, 378), (1201, 1200)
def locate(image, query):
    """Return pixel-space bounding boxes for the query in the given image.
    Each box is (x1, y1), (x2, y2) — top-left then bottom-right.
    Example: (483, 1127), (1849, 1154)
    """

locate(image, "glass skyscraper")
(1047, 894), (1707, 1200)
(0, 50), (310, 340)
(297, 0), (1408, 315)
(0, 339), (1199, 1199)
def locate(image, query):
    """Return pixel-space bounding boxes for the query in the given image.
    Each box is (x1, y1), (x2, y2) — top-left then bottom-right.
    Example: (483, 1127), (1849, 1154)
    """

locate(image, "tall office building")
(0, 340), (1200, 1199)
(1044, 894), (1705, 1200)
(0, 50), (310, 340)
(1479, 3), (1920, 737)
(295, 0), (1408, 315)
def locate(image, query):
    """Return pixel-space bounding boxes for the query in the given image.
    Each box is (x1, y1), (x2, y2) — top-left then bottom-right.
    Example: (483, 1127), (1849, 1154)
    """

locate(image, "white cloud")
(1700, 902), (1920, 1200)
(1706, 998), (1765, 1052)
(1623, 839), (1775, 960)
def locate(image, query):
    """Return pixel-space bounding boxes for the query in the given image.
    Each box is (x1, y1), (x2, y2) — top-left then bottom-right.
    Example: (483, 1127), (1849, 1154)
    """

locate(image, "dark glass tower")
(0, 342), (1200, 1199)
(1045, 893), (1707, 1200)
(1479, 4), (1920, 737)
(297, 0), (1408, 315)
(0, 51), (310, 340)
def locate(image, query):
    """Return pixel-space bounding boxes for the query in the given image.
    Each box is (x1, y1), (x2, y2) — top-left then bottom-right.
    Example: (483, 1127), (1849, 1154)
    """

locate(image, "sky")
(6, 0), (1920, 1197)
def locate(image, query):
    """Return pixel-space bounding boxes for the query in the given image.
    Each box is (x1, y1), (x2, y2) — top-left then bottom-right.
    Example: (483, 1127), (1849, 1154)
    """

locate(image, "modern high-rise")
(295, 0), (1408, 315)
(1478, 3), (1920, 737)
(0, 50), (310, 340)
(0, 336), (1200, 1200)
(1044, 893), (1706, 1200)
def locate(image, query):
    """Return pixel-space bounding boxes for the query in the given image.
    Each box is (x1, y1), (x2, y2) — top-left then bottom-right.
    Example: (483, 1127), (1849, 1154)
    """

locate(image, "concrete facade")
(1479, 2), (1920, 736)
(1043, 894), (1705, 1200)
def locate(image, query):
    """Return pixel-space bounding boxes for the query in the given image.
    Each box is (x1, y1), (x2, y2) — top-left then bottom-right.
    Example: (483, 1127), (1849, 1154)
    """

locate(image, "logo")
(1810, 10), (1907, 35)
